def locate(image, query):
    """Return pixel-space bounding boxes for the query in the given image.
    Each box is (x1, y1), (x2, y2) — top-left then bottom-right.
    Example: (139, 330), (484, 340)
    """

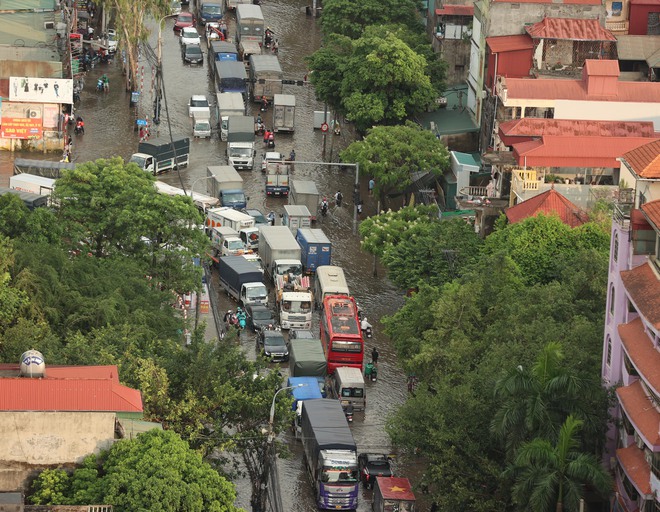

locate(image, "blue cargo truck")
(296, 228), (331, 274)
(300, 399), (359, 510)
(287, 376), (323, 436)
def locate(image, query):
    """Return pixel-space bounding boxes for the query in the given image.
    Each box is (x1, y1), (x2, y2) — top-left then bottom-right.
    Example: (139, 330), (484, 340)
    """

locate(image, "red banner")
(1, 118), (43, 139)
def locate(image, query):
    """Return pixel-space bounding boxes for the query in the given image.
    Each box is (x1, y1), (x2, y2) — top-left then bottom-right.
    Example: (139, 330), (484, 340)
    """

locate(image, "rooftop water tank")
(19, 350), (46, 378)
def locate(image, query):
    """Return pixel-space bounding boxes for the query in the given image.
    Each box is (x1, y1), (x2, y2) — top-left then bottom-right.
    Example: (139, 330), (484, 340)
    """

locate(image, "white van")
(329, 366), (366, 412)
(313, 265), (350, 309)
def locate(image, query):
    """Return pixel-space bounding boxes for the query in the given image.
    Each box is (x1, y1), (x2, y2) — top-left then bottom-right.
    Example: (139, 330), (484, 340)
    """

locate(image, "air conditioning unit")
(27, 109), (41, 119)
(44, 21), (55, 30)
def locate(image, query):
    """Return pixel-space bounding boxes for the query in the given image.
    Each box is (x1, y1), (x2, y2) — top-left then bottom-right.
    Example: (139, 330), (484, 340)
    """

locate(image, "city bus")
(320, 295), (364, 374)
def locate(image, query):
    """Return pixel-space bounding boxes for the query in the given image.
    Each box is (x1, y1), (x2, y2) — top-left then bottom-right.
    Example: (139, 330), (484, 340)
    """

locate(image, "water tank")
(19, 350), (46, 378)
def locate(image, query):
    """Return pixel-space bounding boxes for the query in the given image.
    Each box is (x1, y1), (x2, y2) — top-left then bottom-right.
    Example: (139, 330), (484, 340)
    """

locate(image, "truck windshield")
(191, 98), (209, 108)
(282, 300), (311, 314)
(129, 155), (146, 168)
(228, 240), (244, 250)
(229, 147), (253, 157)
(277, 263), (302, 276)
(246, 285), (267, 300)
(223, 192), (245, 203)
(203, 4), (222, 13)
(320, 468), (358, 484)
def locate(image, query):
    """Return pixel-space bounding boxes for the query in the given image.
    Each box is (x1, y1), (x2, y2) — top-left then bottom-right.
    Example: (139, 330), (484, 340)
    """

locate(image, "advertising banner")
(9, 77), (74, 104)
(0, 118), (43, 139)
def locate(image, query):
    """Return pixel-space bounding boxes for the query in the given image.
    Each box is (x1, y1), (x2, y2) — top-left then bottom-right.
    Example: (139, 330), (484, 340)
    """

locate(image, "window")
(622, 471), (639, 502)
(613, 234), (619, 263)
(632, 228), (655, 255)
(622, 409), (634, 436)
(624, 355), (639, 377)
(610, 285), (616, 316)
(606, 336), (612, 367)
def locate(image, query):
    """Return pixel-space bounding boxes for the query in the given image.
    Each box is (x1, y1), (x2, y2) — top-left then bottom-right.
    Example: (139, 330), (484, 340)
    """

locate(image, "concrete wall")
(554, 99), (660, 129)
(0, 412), (116, 492)
(438, 39), (471, 86)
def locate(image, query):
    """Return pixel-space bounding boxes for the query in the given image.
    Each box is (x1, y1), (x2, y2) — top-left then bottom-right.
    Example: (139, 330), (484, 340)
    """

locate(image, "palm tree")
(508, 415), (611, 512)
(491, 342), (601, 458)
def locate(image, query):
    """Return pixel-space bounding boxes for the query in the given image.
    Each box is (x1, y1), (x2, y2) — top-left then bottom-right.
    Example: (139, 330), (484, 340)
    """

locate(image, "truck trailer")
(273, 94), (296, 132)
(217, 255), (268, 306)
(289, 180), (320, 221)
(258, 225), (302, 282)
(296, 228), (331, 273)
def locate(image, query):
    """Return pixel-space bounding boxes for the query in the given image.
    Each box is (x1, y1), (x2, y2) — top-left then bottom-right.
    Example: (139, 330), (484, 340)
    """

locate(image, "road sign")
(136, 119), (148, 127)
(321, 122), (329, 132)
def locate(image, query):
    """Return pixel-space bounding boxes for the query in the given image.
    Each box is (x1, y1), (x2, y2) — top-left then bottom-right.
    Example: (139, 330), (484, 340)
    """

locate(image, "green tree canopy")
(320, 0), (422, 39)
(342, 124), (449, 199)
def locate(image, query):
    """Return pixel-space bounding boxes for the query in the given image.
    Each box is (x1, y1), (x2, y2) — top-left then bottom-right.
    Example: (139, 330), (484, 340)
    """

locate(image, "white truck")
(258, 225), (303, 283)
(9, 174), (56, 197)
(211, 226), (246, 256)
(154, 180), (220, 212)
(273, 94), (296, 132)
(206, 207), (259, 251)
(129, 135), (190, 175)
(225, 0), (251, 12)
(192, 112), (212, 138)
(216, 92), (245, 142)
(226, 116), (256, 170)
(275, 273), (313, 330)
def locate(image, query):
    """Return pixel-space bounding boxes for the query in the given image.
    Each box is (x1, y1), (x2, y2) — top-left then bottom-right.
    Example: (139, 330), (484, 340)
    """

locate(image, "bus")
(320, 295), (364, 374)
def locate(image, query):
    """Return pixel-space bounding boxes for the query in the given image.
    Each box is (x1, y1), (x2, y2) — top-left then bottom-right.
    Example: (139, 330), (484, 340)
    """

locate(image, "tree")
(508, 416), (611, 512)
(320, 0), (422, 39)
(305, 34), (353, 108)
(342, 124), (449, 200)
(28, 429), (241, 512)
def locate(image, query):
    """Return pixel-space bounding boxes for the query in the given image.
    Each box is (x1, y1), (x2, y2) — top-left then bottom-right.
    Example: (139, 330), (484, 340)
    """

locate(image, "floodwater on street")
(0, 1), (426, 509)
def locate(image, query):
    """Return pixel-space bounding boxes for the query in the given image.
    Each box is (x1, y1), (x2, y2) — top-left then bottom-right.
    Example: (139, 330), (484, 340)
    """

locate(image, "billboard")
(9, 77), (74, 104)
(0, 118), (43, 139)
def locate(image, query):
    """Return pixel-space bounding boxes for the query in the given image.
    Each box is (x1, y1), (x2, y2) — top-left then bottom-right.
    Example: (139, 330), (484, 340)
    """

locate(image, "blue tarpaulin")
(287, 376), (323, 409)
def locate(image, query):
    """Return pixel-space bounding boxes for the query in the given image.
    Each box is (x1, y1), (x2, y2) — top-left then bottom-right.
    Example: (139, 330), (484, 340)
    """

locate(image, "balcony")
(606, 19), (630, 34)
(615, 201), (633, 230)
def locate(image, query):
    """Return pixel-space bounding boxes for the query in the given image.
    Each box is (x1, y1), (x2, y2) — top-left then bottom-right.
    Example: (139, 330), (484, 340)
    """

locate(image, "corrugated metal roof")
(506, 188), (588, 227)
(616, 35), (660, 62)
(499, 118), (657, 138)
(486, 34), (535, 53)
(525, 17), (616, 41)
(435, 4), (474, 15)
(621, 140), (660, 178)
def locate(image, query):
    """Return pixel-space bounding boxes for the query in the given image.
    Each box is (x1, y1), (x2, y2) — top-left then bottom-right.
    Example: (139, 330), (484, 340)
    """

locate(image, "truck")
(287, 375), (324, 437)
(129, 135), (190, 175)
(207, 207), (255, 232)
(235, 4), (264, 43)
(214, 60), (247, 94)
(224, 0), (251, 12)
(226, 116), (256, 170)
(9, 174), (56, 197)
(373, 478), (416, 512)
(275, 273), (313, 329)
(300, 399), (359, 511)
(289, 180), (320, 221)
(296, 228), (331, 273)
(248, 54), (283, 102)
(206, 165), (248, 210)
(197, 2), (224, 24)
(13, 158), (75, 179)
(0, 188), (48, 210)
(238, 39), (262, 67)
(289, 338), (327, 378)
(154, 180), (220, 212)
(258, 225), (302, 283)
(282, 204), (311, 235)
(217, 255), (268, 307)
(211, 226), (246, 256)
(273, 94), (296, 132)
(216, 92), (245, 142)
(208, 40), (238, 61)
(192, 112), (212, 138)
(264, 154), (291, 196)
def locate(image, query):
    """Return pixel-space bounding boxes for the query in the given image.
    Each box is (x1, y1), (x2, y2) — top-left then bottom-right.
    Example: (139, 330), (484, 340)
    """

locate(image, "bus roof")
(324, 296), (360, 336)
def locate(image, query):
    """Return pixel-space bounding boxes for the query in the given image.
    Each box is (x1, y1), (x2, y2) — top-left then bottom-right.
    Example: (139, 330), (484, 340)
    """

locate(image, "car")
(289, 329), (315, 340)
(170, 0), (182, 14)
(104, 29), (118, 53)
(245, 304), (276, 332)
(173, 12), (195, 32)
(242, 208), (269, 226)
(257, 330), (289, 362)
(181, 43), (203, 65)
(188, 95), (210, 118)
(180, 26), (201, 46)
(358, 453), (393, 489)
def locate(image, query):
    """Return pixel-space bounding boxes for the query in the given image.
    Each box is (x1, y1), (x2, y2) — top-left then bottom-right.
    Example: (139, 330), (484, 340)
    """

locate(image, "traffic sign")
(136, 119), (148, 127)
(321, 122), (329, 132)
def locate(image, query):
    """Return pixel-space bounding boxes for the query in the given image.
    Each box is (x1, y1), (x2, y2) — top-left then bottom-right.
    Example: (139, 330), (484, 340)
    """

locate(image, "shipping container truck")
(263, 153), (291, 196)
(9, 174), (56, 197)
(235, 4), (264, 43)
(258, 225), (302, 282)
(296, 228), (331, 273)
(217, 255), (268, 306)
(226, 116), (256, 170)
(248, 54), (283, 102)
(206, 165), (248, 210)
(273, 94), (295, 132)
(282, 204), (311, 235)
(216, 92), (245, 142)
(129, 135), (190, 175)
(300, 399), (359, 510)
(289, 180), (320, 221)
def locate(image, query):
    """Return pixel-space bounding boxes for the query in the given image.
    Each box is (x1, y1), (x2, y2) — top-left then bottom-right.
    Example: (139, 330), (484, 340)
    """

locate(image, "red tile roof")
(506, 189), (588, 227)
(621, 264), (660, 330)
(494, 0), (601, 4)
(584, 59), (621, 75)
(435, 4), (474, 15)
(512, 136), (657, 169)
(617, 380), (660, 448)
(525, 17), (616, 41)
(0, 364), (143, 413)
(486, 35), (535, 53)
(641, 200), (660, 231)
(621, 140), (660, 179)
(617, 445), (652, 495)
(619, 317), (660, 396)
(498, 119), (657, 144)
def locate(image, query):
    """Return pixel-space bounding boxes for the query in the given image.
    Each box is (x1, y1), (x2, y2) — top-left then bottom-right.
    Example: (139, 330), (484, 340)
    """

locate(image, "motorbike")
(344, 405), (354, 423)
(237, 311), (247, 330)
(74, 123), (84, 135)
(96, 79), (105, 92)
(365, 362), (378, 382)
(266, 137), (275, 149)
(361, 320), (373, 339)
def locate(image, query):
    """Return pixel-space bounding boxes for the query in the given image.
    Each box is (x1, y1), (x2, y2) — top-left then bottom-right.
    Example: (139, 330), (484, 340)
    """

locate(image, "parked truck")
(129, 135), (190, 175)
(264, 154), (291, 197)
(214, 60), (247, 94)
(273, 94), (296, 132)
(226, 116), (256, 170)
(248, 54), (283, 102)
(206, 165), (248, 210)
(216, 92), (245, 142)
(258, 225), (302, 283)
(289, 180), (320, 221)
(217, 255), (268, 306)
(300, 399), (360, 511)
(296, 228), (331, 274)
(235, 4), (264, 43)
(9, 174), (56, 197)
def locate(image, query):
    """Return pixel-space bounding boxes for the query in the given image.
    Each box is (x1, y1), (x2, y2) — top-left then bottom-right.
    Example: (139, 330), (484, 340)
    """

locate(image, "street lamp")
(154, 13), (177, 124)
(268, 384), (306, 442)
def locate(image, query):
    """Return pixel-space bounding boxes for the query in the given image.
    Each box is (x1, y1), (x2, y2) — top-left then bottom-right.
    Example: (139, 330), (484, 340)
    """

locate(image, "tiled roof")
(486, 35), (535, 53)
(621, 264), (660, 330)
(584, 59), (621, 76)
(502, 77), (660, 103)
(641, 200), (660, 231)
(525, 18), (617, 41)
(512, 136), (656, 169)
(435, 5), (474, 15)
(619, 317), (660, 397)
(616, 445), (652, 495)
(498, 118), (657, 139)
(617, 381), (660, 448)
(493, 0), (602, 5)
(505, 189), (588, 227)
(621, 140), (660, 178)
(0, 364), (143, 413)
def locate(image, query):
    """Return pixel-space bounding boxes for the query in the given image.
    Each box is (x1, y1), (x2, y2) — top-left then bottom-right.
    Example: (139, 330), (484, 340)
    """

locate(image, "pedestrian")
(357, 199), (363, 215)
(334, 190), (343, 207)
(289, 149), (296, 161)
(263, 129), (270, 144)
(371, 346), (379, 365)
(223, 309), (233, 325)
(368, 178), (375, 195)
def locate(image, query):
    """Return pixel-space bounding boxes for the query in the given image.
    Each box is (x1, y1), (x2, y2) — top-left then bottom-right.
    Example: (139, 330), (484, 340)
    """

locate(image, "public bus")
(320, 295), (364, 374)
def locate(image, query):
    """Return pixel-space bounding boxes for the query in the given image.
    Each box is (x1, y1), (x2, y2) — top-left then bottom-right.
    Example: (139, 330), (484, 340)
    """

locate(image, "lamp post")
(268, 384), (306, 442)
(154, 14), (177, 124)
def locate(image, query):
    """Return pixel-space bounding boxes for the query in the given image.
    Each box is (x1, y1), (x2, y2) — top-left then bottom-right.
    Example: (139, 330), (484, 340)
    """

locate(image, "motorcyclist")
(75, 116), (85, 135)
(267, 131), (275, 148)
(102, 74), (109, 92)
(223, 309), (233, 325)
(267, 211), (276, 226)
(236, 307), (247, 329)
(261, 96), (269, 111)
(320, 197), (329, 216)
(264, 27), (274, 47)
(263, 128), (271, 144)
(361, 316), (371, 332)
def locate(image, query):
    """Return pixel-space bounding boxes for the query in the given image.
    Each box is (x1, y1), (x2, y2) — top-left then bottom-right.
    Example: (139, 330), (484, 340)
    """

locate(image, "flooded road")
(0, 1), (420, 510)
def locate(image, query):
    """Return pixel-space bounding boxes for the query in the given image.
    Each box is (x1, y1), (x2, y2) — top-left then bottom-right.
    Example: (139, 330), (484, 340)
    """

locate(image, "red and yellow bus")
(320, 295), (364, 374)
